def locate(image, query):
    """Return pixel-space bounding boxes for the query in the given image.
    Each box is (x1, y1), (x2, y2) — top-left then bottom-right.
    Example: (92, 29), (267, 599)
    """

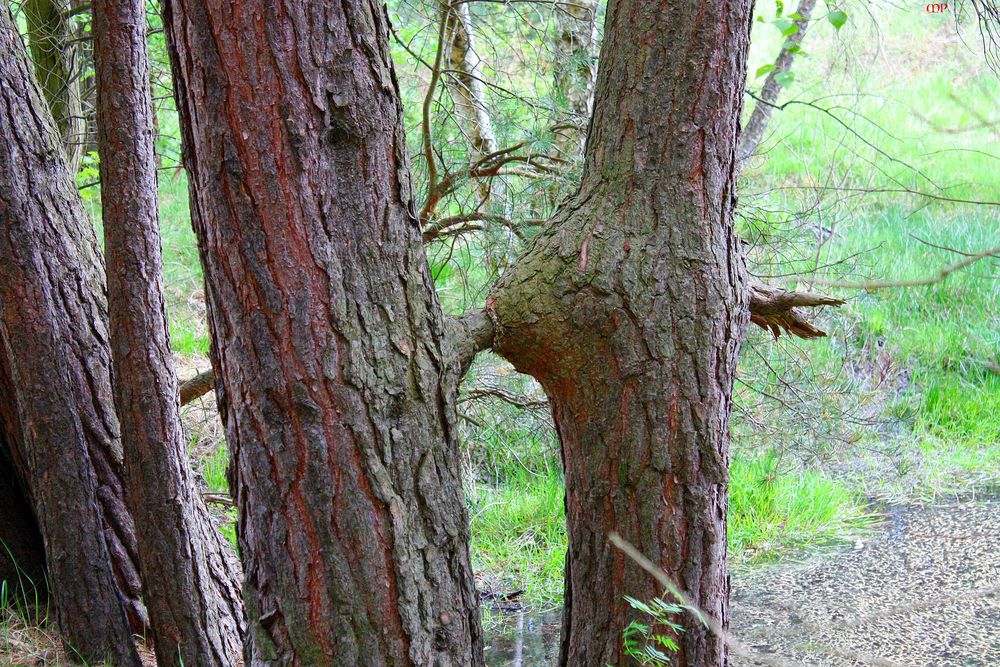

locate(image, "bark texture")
(737, 0), (816, 166)
(23, 0), (85, 173)
(551, 0), (599, 159)
(93, 0), (245, 664)
(163, 1), (482, 664)
(488, 0), (754, 664)
(0, 8), (142, 663)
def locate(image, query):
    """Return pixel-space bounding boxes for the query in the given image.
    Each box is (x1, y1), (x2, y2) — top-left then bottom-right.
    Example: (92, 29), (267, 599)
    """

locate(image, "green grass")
(729, 454), (874, 562)
(470, 469), (567, 606)
(202, 446), (229, 494)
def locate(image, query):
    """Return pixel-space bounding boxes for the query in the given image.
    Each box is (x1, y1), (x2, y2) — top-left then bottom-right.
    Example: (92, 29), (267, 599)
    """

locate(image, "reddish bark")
(163, 1), (482, 663)
(93, 0), (244, 664)
(489, 0), (754, 664)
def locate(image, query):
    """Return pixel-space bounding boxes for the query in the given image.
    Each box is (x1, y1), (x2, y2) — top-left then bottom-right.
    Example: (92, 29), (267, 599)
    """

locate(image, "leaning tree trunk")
(164, 0), (482, 664)
(551, 0), (599, 160)
(92, 0), (244, 664)
(0, 1), (148, 641)
(22, 0), (86, 173)
(737, 0), (817, 167)
(488, 0), (754, 664)
(0, 8), (141, 664)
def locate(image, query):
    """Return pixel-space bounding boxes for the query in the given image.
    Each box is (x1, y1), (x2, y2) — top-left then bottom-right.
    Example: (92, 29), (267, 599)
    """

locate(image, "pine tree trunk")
(0, 3), (147, 650)
(92, 1), (245, 664)
(0, 11), (141, 664)
(489, 1), (753, 664)
(163, 1), (482, 663)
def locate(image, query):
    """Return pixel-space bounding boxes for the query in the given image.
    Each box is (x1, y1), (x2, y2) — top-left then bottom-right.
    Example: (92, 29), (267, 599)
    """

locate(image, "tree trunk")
(737, 0), (817, 167)
(23, 0), (85, 173)
(551, 0), (599, 160)
(0, 11), (141, 664)
(0, 2), (148, 648)
(488, 0), (754, 664)
(443, 1), (498, 161)
(92, 1), (244, 665)
(163, 1), (482, 664)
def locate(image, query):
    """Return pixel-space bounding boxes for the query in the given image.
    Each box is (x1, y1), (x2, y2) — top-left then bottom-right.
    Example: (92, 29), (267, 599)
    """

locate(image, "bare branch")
(179, 369), (214, 406)
(814, 246), (1000, 290)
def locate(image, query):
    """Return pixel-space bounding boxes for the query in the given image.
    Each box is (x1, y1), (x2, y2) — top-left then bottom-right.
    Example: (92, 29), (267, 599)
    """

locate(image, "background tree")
(737, 0), (820, 166)
(21, 0), (86, 172)
(551, 0), (599, 159)
(92, 0), (244, 664)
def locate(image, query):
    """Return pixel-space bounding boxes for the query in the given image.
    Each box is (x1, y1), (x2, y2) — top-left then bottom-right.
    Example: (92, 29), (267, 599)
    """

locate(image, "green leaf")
(828, 9), (847, 30)
(755, 63), (776, 78)
(774, 18), (794, 33)
(774, 71), (795, 87)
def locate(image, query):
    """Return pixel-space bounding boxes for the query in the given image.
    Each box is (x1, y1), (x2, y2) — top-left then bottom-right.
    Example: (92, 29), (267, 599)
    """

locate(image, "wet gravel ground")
(484, 500), (1000, 666)
(730, 500), (1000, 667)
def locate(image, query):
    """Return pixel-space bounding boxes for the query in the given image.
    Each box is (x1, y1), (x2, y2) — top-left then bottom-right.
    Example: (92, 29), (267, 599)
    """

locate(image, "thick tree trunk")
(23, 0), (85, 173)
(163, 1), (482, 664)
(489, 0), (754, 664)
(0, 10), (141, 664)
(0, 2), (147, 647)
(92, 1), (244, 665)
(737, 0), (816, 167)
(551, 0), (599, 160)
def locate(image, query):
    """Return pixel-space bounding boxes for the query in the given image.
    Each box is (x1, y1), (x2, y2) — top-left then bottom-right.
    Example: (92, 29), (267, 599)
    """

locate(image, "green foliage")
(622, 596), (683, 666)
(827, 9), (848, 30)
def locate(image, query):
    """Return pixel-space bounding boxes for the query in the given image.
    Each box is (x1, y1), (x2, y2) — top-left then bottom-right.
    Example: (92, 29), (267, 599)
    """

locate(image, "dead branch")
(749, 283), (846, 339)
(460, 385), (549, 410)
(179, 369), (214, 406)
(813, 246), (999, 290)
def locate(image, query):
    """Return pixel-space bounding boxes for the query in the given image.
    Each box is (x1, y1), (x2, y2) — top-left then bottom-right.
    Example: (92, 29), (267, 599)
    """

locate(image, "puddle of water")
(483, 500), (1000, 666)
(483, 609), (561, 666)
